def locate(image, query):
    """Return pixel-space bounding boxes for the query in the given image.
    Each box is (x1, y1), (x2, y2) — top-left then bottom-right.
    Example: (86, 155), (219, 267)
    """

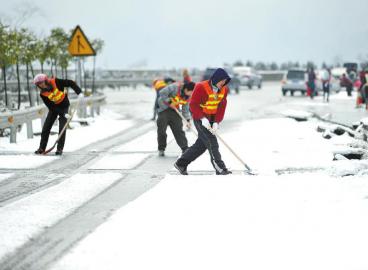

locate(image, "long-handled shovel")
(43, 98), (81, 155)
(174, 108), (254, 174)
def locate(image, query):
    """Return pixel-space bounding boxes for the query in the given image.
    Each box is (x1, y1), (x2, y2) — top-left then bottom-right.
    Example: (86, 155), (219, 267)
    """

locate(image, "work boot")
(216, 169), (232, 175)
(55, 150), (63, 156)
(34, 148), (45, 155)
(158, 150), (165, 157)
(174, 162), (188, 175)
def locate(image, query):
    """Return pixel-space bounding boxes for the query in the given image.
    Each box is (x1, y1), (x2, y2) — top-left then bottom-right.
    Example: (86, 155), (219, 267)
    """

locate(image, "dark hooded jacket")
(189, 68), (231, 122)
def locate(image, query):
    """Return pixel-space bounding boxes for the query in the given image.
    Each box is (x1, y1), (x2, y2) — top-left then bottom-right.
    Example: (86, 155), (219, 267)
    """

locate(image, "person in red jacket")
(174, 68), (232, 175)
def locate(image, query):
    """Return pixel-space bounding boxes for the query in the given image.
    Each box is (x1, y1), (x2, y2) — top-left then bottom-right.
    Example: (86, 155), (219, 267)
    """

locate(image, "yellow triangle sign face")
(68, 25), (96, 56)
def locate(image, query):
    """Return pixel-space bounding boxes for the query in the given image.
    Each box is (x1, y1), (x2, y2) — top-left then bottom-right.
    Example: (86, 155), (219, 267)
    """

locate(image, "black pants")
(323, 82), (330, 101)
(152, 91), (159, 120)
(157, 109), (188, 151)
(176, 120), (227, 173)
(39, 107), (68, 151)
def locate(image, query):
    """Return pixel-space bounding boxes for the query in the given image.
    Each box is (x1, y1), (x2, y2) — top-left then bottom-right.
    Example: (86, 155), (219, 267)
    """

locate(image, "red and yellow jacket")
(189, 80), (228, 122)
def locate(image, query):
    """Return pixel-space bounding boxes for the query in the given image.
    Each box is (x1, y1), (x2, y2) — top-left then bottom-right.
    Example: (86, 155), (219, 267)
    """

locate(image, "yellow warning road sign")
(68, 25), (96, 56)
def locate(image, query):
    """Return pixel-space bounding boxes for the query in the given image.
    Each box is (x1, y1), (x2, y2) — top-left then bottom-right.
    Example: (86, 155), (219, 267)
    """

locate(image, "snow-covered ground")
(50, 116), (368, 270)
(1, 83), (368, 269)
(0, 172), (123, 261)
(0, 109), (134, 168)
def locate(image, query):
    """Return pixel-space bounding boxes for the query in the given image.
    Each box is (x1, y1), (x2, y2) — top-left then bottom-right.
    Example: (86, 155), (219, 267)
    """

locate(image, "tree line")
(0, 23), (104, 109)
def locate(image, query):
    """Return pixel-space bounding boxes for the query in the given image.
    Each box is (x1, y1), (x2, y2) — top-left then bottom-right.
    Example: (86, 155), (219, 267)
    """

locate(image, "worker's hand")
(201, 117), (211, 130)
(186, 119), (192, 129)
(169, 103), (177, 110)
(64, 113), (71, 119)
(211, 122), (219, 133)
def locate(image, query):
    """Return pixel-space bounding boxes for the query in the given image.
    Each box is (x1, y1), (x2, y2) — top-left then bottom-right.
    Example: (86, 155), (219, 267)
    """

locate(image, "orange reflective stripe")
(199, 80), (226, 115)
(40, 78), (65, 104)
(170, 83), (187, 108)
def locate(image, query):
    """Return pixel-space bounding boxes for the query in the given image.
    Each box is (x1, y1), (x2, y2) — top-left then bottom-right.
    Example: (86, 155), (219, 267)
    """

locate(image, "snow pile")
(281, 109), (313, 120)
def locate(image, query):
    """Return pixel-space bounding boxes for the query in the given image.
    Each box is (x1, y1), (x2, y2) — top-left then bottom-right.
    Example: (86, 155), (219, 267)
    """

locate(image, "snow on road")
(0, 155), (57, 169)
(0, 173), (13, 183)
(0, 109), (134, 153)
(0, 172), (123, 261)
(50, 117), (368, 270)
(89, 153), (150, 170)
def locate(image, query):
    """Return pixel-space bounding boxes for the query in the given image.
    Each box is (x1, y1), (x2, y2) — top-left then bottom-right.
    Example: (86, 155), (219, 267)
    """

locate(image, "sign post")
(68, 25), (96, 91)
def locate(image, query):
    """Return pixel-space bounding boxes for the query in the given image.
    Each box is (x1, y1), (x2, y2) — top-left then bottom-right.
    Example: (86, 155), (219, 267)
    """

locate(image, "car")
(233, 66), (262, 89)
(281, 69), (307, 96)
(201, 67), (241, 94)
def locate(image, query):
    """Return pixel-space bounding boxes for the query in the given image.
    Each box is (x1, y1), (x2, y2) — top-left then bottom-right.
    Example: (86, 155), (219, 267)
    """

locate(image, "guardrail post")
(10, 126), (17, 143)
(26, 120), (33, 139)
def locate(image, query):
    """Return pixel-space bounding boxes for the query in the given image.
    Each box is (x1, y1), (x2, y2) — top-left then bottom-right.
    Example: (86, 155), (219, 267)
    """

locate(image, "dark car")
(201, 67), (241, 94)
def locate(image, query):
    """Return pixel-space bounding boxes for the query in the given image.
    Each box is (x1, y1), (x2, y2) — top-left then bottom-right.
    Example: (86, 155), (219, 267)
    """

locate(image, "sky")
(1, 0), (368, 69)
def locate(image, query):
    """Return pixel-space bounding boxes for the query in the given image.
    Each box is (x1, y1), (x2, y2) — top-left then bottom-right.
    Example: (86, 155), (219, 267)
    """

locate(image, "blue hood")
(210, 68), (231, 86)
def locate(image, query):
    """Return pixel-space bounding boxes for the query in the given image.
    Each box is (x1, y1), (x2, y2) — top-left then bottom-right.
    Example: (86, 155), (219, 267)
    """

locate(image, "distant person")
(33, 74), (82, 155)
(356, 70), (366, 108)
(151, 79), (167, 121)
(307, 67), (317, 99)
(340, 73), (353, 96)
(182, 68), (192, 83)
(321, 69), (331, 102)
(362, 73), (368, 110)
(156, 81), (195, 157)
(174, 68), (232, 175)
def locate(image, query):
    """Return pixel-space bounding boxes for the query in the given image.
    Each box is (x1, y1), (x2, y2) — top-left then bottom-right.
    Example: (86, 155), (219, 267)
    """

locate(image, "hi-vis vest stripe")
(199, 80), (226, 115)
(170, 83), (187, 108)
(40, 78), (65, 104)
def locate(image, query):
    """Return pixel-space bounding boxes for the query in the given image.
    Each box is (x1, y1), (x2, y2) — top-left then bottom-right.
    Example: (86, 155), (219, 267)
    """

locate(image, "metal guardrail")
(0, 95), (106, 143)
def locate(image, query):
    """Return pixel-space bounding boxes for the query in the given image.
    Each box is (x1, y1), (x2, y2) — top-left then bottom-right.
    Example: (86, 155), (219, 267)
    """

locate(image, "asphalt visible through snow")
(0, 82), (366, 270)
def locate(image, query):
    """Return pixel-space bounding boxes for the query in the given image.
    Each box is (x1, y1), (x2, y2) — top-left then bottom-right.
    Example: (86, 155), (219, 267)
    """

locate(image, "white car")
(281, 69), (308, 96)
(233, 66), (262, 89)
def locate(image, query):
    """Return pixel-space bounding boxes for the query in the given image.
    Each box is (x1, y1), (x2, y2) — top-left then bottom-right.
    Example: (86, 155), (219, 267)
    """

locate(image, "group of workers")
(31, 67), (233, 175)
(153, 68), (232, 175)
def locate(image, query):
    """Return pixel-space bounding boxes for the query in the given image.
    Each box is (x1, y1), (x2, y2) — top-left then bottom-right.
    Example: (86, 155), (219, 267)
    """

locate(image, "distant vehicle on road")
(233, 66), (262, 89)
(281, 69), (307, 96)
(343, 62), (358, 73)
(282, 69), (341, 96)
(202, 67), (241, 94)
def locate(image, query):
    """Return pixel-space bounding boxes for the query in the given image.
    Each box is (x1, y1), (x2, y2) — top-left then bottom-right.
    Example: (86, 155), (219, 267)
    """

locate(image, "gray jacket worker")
(156, 82), (195, 157)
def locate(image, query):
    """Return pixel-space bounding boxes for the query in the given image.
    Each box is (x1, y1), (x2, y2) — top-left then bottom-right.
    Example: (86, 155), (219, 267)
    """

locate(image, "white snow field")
(0, 172), (123, 261)
(50, 117), (368, 270)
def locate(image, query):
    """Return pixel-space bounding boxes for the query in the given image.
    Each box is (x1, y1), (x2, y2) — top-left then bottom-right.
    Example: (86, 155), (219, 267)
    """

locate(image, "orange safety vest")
(199, 80), (226, 115)
(40, 78), (66, 104)
(170, 83), (188, 108)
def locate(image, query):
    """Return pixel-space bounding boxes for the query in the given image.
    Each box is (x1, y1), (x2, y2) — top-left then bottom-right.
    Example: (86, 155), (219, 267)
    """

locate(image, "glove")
(201, 117), (211, 130)
(64, 113), (71, 119)
(186, 119), (192, 129)
(78, 93), (84, 100)
(211, 122), (219, 133)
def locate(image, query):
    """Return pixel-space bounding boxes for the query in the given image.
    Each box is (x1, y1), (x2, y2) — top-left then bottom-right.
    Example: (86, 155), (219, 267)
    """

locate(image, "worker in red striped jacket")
(174, 68), (232, 175)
